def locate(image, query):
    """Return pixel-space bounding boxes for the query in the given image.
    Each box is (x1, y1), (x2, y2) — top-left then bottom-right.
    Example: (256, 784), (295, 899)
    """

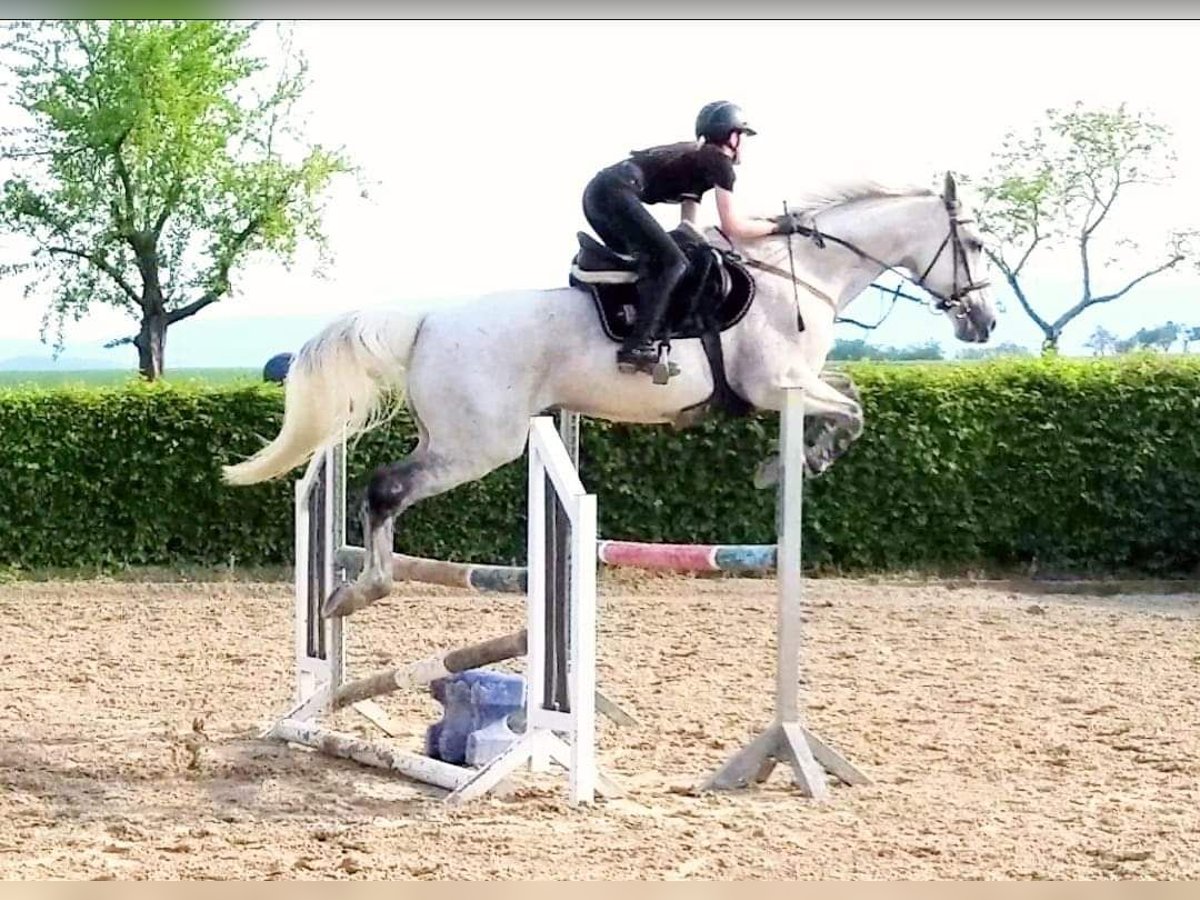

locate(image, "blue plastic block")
(425, 669), (526, 767)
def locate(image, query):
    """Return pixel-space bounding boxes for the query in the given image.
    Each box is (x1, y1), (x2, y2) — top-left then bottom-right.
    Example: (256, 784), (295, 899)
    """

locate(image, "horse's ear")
(944, 171), (957, 203)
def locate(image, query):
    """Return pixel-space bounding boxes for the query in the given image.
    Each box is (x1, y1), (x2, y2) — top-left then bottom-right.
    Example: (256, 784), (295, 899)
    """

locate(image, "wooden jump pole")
(332, 630), (528, 709)
(328, 627), (634, 727)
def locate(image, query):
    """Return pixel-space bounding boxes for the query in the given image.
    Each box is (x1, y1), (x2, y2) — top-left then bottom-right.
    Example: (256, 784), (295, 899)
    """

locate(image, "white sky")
(3, 18), (1200, 355)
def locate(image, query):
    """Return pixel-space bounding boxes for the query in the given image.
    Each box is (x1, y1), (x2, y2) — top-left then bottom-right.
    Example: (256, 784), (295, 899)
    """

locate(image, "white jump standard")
(265, 416), (614, 805)
(702, 387), (869, 798)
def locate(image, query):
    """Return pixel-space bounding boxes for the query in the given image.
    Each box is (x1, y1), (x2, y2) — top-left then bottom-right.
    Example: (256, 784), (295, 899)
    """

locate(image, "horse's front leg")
(750, 367), (864, 488)
(807, 367), (864, 466)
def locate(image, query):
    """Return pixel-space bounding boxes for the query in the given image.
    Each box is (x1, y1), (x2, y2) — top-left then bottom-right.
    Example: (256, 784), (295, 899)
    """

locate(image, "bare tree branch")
(46, 245), (140, 303)
(1083, 171), (1122, 238)
(1080, 235), (1093, 303)
(987, 247), (1051, 337)
(1085, 255), (1185, 307)
(151, 178), (183, 239)
(1051, 254), (1185, 332)
(0, 146), (86, 161)
(111, 127), (136, 233)
(165, 291), (220, 325)
(1012, 209), (1044, 277)
(166, 215), (264, 325)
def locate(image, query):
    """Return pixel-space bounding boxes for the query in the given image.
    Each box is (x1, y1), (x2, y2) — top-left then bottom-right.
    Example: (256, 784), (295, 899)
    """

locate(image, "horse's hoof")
(803, 449), (833, 478)
(322, 583), (365, 618)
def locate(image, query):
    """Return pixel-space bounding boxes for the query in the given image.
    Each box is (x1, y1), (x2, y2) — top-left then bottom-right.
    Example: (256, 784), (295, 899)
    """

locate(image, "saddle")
(568, 221), (756, 343)
(567, 221), (757, 420)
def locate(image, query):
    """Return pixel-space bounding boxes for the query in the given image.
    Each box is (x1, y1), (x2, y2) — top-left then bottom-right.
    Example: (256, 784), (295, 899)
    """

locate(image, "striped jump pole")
(597, 541), (777, 573)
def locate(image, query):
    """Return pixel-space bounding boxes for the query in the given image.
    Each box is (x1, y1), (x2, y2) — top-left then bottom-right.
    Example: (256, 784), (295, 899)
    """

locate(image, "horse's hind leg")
(322, 439), (520, 618)
(320, 451), (426, 618)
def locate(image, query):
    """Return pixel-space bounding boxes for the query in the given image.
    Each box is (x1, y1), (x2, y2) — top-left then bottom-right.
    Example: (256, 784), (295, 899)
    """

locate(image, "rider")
(581, 101), (801, 376)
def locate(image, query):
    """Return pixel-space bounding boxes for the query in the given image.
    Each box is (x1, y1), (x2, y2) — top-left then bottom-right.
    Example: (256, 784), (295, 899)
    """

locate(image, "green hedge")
(3, 354), (1200, 575)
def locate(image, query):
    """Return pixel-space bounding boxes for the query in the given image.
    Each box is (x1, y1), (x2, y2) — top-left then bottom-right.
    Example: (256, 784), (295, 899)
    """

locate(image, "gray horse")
(223, 174), (996, 617)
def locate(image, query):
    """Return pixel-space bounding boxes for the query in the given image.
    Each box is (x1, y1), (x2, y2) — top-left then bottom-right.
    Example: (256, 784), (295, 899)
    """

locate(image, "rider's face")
(729, 131), (743, 164)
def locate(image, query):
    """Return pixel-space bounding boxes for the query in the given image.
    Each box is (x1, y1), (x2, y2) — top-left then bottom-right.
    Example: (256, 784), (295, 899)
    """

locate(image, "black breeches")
(582, 162), (688, 343)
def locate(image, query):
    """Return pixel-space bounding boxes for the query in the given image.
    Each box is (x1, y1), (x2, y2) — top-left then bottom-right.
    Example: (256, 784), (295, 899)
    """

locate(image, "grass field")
(0, 367), (260, 388)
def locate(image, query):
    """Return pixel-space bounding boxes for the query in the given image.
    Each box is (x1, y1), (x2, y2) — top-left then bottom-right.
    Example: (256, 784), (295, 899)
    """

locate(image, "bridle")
(726, 191), (991, 319)
(911, 196), (992, 314)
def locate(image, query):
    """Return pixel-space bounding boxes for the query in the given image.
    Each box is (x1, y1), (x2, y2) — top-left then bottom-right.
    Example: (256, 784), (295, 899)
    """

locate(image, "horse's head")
(728, 174), (998, 345)
(908, 172), (997, 344)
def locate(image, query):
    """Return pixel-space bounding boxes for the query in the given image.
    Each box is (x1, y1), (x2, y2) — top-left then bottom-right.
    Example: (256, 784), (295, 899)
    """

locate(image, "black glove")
(773, 213), (807, 236)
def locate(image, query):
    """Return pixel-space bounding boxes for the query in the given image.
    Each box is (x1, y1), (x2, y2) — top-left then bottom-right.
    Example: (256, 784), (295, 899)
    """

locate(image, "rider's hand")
(773, 213), (807, 236)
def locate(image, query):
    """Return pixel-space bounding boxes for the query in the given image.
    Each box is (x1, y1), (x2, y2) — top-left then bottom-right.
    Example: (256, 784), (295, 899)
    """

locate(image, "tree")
(957, 341), (1033, 360)
(827, 338), (946, 361)
(968, 102), (1198, 353)
(0, 20), (356, 378)
(887, 340), (944, 361)
(1150, 322), (1181, 352)
(1184, 326), (1200, 354)
(828, 338), (874, 361)
(1128, 322), (1180, 352)
(1084, 325), (1117, 356)
(1113, 336), (1138, 355)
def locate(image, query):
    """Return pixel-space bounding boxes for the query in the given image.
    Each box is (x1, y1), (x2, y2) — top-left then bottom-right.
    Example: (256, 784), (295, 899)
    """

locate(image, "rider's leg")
(582, 164), (688, 372)
(598, 195), (687, 365)
(624, 241), (687, 363)
(582, 164), (641, 255)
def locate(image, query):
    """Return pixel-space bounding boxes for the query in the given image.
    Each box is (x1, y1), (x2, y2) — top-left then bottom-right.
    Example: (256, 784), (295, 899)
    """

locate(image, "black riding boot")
(617, 294), (667, 370)
(617, 259), (686, 379)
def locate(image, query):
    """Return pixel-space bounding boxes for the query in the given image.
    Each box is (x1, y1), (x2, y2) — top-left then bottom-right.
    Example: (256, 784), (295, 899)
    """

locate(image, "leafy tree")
(828, 338), (944, 361)
(0, 20), (357, 378)
(968, 102), (1198, 353)
(1128, 322), (1180, 352)
(1150, 322), (1181, 352)
(828, 338), (875, 361)
(957, 341), (1033, 360)
(1084, 325), (1117, 356)
(887, 340), (944, 361)
(1184, 326), (1200, 354)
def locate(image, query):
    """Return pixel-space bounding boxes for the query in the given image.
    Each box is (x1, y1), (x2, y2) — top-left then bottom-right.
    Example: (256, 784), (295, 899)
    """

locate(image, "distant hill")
(0, 313), (328, 371)
(0, 354), (127, 371)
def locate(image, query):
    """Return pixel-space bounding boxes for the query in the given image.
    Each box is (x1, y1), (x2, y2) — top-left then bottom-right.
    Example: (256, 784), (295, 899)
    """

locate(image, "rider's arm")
(715, 187), (782, 241)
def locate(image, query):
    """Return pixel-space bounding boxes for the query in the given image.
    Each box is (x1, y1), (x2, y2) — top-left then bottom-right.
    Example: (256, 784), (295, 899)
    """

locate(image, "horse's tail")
(221, 307), (426, 487)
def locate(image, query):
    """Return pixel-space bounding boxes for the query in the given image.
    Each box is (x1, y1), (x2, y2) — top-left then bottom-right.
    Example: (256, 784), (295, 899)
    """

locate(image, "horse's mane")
(701, 177), (940, 261)
(700, 176), (940, 255)
(775, 178), (937, 220)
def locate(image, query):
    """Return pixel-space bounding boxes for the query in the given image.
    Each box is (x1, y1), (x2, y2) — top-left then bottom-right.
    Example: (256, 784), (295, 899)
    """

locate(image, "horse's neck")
(732, 195), (940, 311)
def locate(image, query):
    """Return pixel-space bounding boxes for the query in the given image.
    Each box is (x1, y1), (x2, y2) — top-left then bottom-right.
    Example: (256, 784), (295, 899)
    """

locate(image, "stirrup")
(651, 343), (678, 385)
(617, 341), (679, 384)
(616, 344), (656, 373)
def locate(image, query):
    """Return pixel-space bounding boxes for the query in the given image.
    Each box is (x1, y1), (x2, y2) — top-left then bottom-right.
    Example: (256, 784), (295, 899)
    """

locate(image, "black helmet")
(695, 101), (757, 143)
